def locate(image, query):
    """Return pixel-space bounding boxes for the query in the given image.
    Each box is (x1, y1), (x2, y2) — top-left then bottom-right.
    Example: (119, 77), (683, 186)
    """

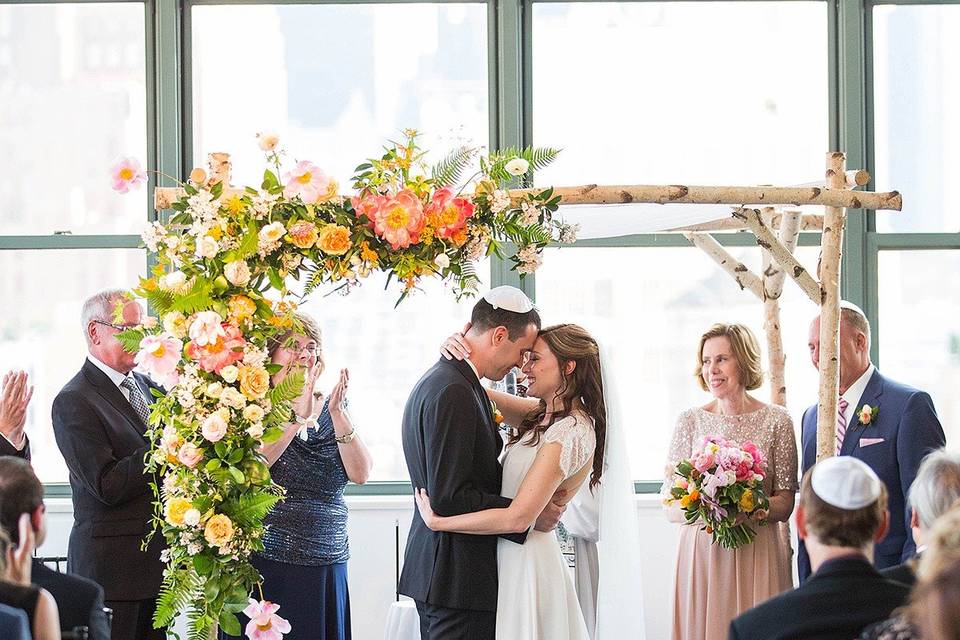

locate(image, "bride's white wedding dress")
(495, 410), (595, 640)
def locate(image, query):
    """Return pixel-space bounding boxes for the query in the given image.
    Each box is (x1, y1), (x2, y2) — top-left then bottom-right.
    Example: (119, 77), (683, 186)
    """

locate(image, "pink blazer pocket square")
(859, 437), (885, 448)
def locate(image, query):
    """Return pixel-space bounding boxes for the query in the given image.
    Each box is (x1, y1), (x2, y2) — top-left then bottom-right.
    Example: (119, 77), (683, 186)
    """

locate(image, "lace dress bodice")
(501, 410), (596, 498)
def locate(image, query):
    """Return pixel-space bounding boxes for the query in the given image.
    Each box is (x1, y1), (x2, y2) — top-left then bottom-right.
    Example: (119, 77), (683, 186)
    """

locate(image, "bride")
(416, 323), (604, 639)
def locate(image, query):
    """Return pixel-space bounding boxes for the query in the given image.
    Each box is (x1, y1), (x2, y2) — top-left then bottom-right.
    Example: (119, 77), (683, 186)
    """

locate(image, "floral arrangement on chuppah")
(665, 435), (771, 549)
(109, 131), (574, 639)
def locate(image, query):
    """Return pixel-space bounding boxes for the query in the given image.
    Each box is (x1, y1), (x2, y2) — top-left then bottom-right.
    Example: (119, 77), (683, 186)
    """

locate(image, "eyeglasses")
(93, 319), (136, 331)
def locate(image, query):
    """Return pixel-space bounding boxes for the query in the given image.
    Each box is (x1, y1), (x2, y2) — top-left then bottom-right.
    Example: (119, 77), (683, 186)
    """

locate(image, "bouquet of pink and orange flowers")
(665, 435), (770, 549)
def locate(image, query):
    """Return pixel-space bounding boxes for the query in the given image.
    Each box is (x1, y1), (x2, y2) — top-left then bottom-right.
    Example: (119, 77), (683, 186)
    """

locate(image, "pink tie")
(836, 397), (849, 455)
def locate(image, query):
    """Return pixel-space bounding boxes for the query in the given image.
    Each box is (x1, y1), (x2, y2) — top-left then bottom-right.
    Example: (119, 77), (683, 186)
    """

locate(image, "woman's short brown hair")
(799, 468), (888, 548)
(695, 323), (764, 392)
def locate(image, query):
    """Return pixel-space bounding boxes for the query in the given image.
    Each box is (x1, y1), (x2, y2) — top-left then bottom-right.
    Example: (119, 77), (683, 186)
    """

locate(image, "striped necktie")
(121, 376), (151, 429)
(836, 397), (849, 455)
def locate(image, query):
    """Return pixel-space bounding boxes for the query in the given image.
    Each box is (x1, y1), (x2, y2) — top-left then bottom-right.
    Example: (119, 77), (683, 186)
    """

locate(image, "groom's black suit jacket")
(399, 357), (526, 612)
(51, 359), (165, 602)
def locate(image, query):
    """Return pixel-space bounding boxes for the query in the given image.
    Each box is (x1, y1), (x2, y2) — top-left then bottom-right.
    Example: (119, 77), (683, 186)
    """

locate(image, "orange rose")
(203, 514), (234, 547)
(238, 365), (270, 400)
(228, 295), (257, 324)
(317, 224), (351, 256)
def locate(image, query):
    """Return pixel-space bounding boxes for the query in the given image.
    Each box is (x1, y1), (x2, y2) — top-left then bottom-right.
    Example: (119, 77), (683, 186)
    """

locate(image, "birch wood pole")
(761, 209), (802, 407)
(734, 208), (821, 304)
(815, 153), (848, 462)
(670, 212), (823, 233)
(683, 232), (765, 298)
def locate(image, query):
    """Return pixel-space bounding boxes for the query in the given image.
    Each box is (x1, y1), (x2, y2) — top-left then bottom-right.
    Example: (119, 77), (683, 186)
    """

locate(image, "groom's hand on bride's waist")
(533, 490), (567, 532)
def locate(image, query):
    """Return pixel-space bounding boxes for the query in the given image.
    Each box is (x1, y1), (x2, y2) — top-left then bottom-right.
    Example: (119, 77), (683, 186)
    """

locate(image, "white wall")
(41, 495), (683, 640)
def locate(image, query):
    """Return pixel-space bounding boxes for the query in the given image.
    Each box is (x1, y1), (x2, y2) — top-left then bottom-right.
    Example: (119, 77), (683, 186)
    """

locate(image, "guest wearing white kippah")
(728, 457), (910, 640)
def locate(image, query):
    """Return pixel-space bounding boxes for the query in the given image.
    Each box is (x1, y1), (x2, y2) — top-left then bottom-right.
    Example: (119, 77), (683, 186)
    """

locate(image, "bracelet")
(335, 428), (356, 444)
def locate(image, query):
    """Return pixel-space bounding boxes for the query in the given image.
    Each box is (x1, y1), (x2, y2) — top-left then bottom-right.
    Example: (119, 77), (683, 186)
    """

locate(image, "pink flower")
(351, 194), (385, 228)
(134, 334), (183, 387)
(283, 161), (337, 204)
(110, 157), (147, 193)
(177, 442), (203, 468)
(243, 599), (291, 640)
(187, 323), (246, 373)
(693, 452), (715, 474)
(425, 187), (474, 238)
(735, 461), (754, 482)
(201, 412), (228, 442)
(742, 441), (765, 470)
(189, 311), (227, 347)
(370, 189), (425, 250)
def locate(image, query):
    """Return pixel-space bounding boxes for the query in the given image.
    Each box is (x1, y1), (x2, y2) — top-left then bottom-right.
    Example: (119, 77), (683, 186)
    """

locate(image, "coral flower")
(282, 161), (337, 204)
(243, 599), (292, 640)
(317, 224), (351, 255)
(135, 333), (183, 387)
(425, 187), (474, 239)
(187, 323), (246, 373)
(371, 189), (425, 250)
(110, 157), (147, 193)
(189, 311), (227, 347)
(351, 194), (385, 228)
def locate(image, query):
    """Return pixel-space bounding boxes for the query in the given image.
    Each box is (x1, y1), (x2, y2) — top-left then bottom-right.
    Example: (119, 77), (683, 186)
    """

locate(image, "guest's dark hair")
(799, 468), (887, 548)
(470, 298), (541, 342)
(0, 457), (43, 544)
(508, 324), (606, 490)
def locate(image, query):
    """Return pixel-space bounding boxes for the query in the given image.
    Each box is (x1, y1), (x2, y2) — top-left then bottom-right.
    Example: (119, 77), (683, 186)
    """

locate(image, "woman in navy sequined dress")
(228, 312), (372, 640)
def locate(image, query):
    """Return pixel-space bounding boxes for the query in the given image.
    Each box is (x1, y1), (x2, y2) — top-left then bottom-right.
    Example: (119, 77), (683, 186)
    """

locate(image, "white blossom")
(490, 189), (512, 215)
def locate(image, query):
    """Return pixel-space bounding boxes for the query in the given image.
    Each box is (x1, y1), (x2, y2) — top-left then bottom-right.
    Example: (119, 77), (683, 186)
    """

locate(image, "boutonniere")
(857, 404), (879, 426)
(491, 400), (504, 426)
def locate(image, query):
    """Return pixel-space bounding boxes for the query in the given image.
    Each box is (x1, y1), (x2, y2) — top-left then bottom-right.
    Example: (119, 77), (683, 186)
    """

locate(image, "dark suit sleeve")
(86, 583), (110, 640)
(423, 385), (513, 517)
(52, 390), (152, 507)
(897, 391), (945, 560)
(0, 434), (29, 460)
(727, 618), (744, 640)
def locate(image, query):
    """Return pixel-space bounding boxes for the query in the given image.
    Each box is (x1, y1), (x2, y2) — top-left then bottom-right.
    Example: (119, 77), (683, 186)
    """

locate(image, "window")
(191, 3), (489, 186)
(873, 5), (960, 233)
(0, 3), (148, 235)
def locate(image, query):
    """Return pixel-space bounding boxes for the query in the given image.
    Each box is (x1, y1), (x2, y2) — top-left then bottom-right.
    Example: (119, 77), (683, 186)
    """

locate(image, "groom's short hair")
(470, 298), (541, 341)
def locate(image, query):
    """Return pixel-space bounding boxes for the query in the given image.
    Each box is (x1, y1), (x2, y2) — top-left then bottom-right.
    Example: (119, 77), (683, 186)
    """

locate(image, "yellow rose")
(203, 513), (234, 547)
(243, 404), (265, 423)
(165, 497), (193, 526)
(239, 365), (270, 400)
(739, 489), (755, 512)
(317, 224), (351, 256)
(228, 294), (257, 324)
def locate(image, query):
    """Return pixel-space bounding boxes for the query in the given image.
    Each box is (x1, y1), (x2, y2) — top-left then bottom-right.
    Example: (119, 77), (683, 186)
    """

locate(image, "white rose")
(159, 271), (187, 292)
(220, 387), (247, 410)
(434, 254), (450, 270)
(183, 508), (201, 527)
(257, 132), (280, 152)
(246, 423), (265, 439)
(504, 158), (530, 177)
(243, 404), (265, 423)
(195, 234), (220, 259)
(204, 382), (224, 399)
(219, 365), (239, 384)
(223, 260), (251, 287)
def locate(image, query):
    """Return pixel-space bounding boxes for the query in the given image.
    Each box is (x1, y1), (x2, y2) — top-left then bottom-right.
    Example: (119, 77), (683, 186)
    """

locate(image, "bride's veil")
(596, 343), (647, 639)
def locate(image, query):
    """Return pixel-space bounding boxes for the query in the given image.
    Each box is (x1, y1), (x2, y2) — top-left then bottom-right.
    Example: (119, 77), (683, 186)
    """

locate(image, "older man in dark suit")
(52, 289), (165, 640)
(798, 302), (945, 583)
(0, 457), (110, 639)
(729, 457), (909, 640)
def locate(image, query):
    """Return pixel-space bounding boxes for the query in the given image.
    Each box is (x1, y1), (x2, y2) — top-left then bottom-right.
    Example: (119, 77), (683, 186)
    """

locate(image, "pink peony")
(283, 161), (336, 204)
(693, 452), (715, 474)
(177, 442), (203, 468)
(135, 334), (183, 387)
(425, 187), (474, 238)
(351, 194), (385, 228)
(189, 311), (227, 347)
(201, 412), (228, 442)
(110, 157), (147, 193)
(243, 599), (291, 640)
(735, 461), (754, 482)
(742, 441), (765, 469)
(187, 323), (246, 373)
(370, 189), (425, 250)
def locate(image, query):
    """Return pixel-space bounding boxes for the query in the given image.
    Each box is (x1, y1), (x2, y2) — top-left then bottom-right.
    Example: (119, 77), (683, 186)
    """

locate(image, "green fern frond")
(228, 492), (281, 529)
(114, 328), (146, 354)
(267, 369), (304, 406)
(169, 280), (215, 314)
(154, 569), (198, 628)
(520, 146), (561, 172)
(431, 146), (477, 187)
(263, 402), (293, 428)
(142, 288), (175, 316)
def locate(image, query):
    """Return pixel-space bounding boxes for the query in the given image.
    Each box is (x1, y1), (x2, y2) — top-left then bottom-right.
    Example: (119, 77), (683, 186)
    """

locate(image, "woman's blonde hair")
(694, 323), (764, 392)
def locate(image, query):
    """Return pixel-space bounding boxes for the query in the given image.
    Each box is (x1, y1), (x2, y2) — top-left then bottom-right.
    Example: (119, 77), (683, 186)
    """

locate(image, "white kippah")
(811, 456), (882, 510)
(483, 286), (534, 313)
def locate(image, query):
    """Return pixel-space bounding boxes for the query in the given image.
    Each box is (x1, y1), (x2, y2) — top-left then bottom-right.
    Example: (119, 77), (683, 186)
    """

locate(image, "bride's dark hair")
(507, 323), (607, 490)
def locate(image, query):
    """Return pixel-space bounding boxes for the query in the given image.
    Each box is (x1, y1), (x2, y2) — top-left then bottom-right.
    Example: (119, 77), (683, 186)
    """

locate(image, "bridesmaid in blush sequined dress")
(665, 324), (799, 640)
(223, 313), (372, 640)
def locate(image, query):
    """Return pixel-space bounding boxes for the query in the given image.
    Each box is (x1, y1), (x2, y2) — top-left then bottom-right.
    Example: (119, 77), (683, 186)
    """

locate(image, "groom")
(400, 286), (559, 640)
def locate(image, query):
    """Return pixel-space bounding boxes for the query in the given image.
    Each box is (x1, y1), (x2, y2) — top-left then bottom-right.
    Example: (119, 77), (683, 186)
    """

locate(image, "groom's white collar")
(464, 357), (481, 382)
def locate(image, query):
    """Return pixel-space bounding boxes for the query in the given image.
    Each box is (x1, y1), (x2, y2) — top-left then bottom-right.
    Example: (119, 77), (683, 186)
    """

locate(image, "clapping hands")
(291, 360), (323, 421)
(0, 370), (33, 446)
(4, 513), (35, 585)
(328, 368), (349, 416)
